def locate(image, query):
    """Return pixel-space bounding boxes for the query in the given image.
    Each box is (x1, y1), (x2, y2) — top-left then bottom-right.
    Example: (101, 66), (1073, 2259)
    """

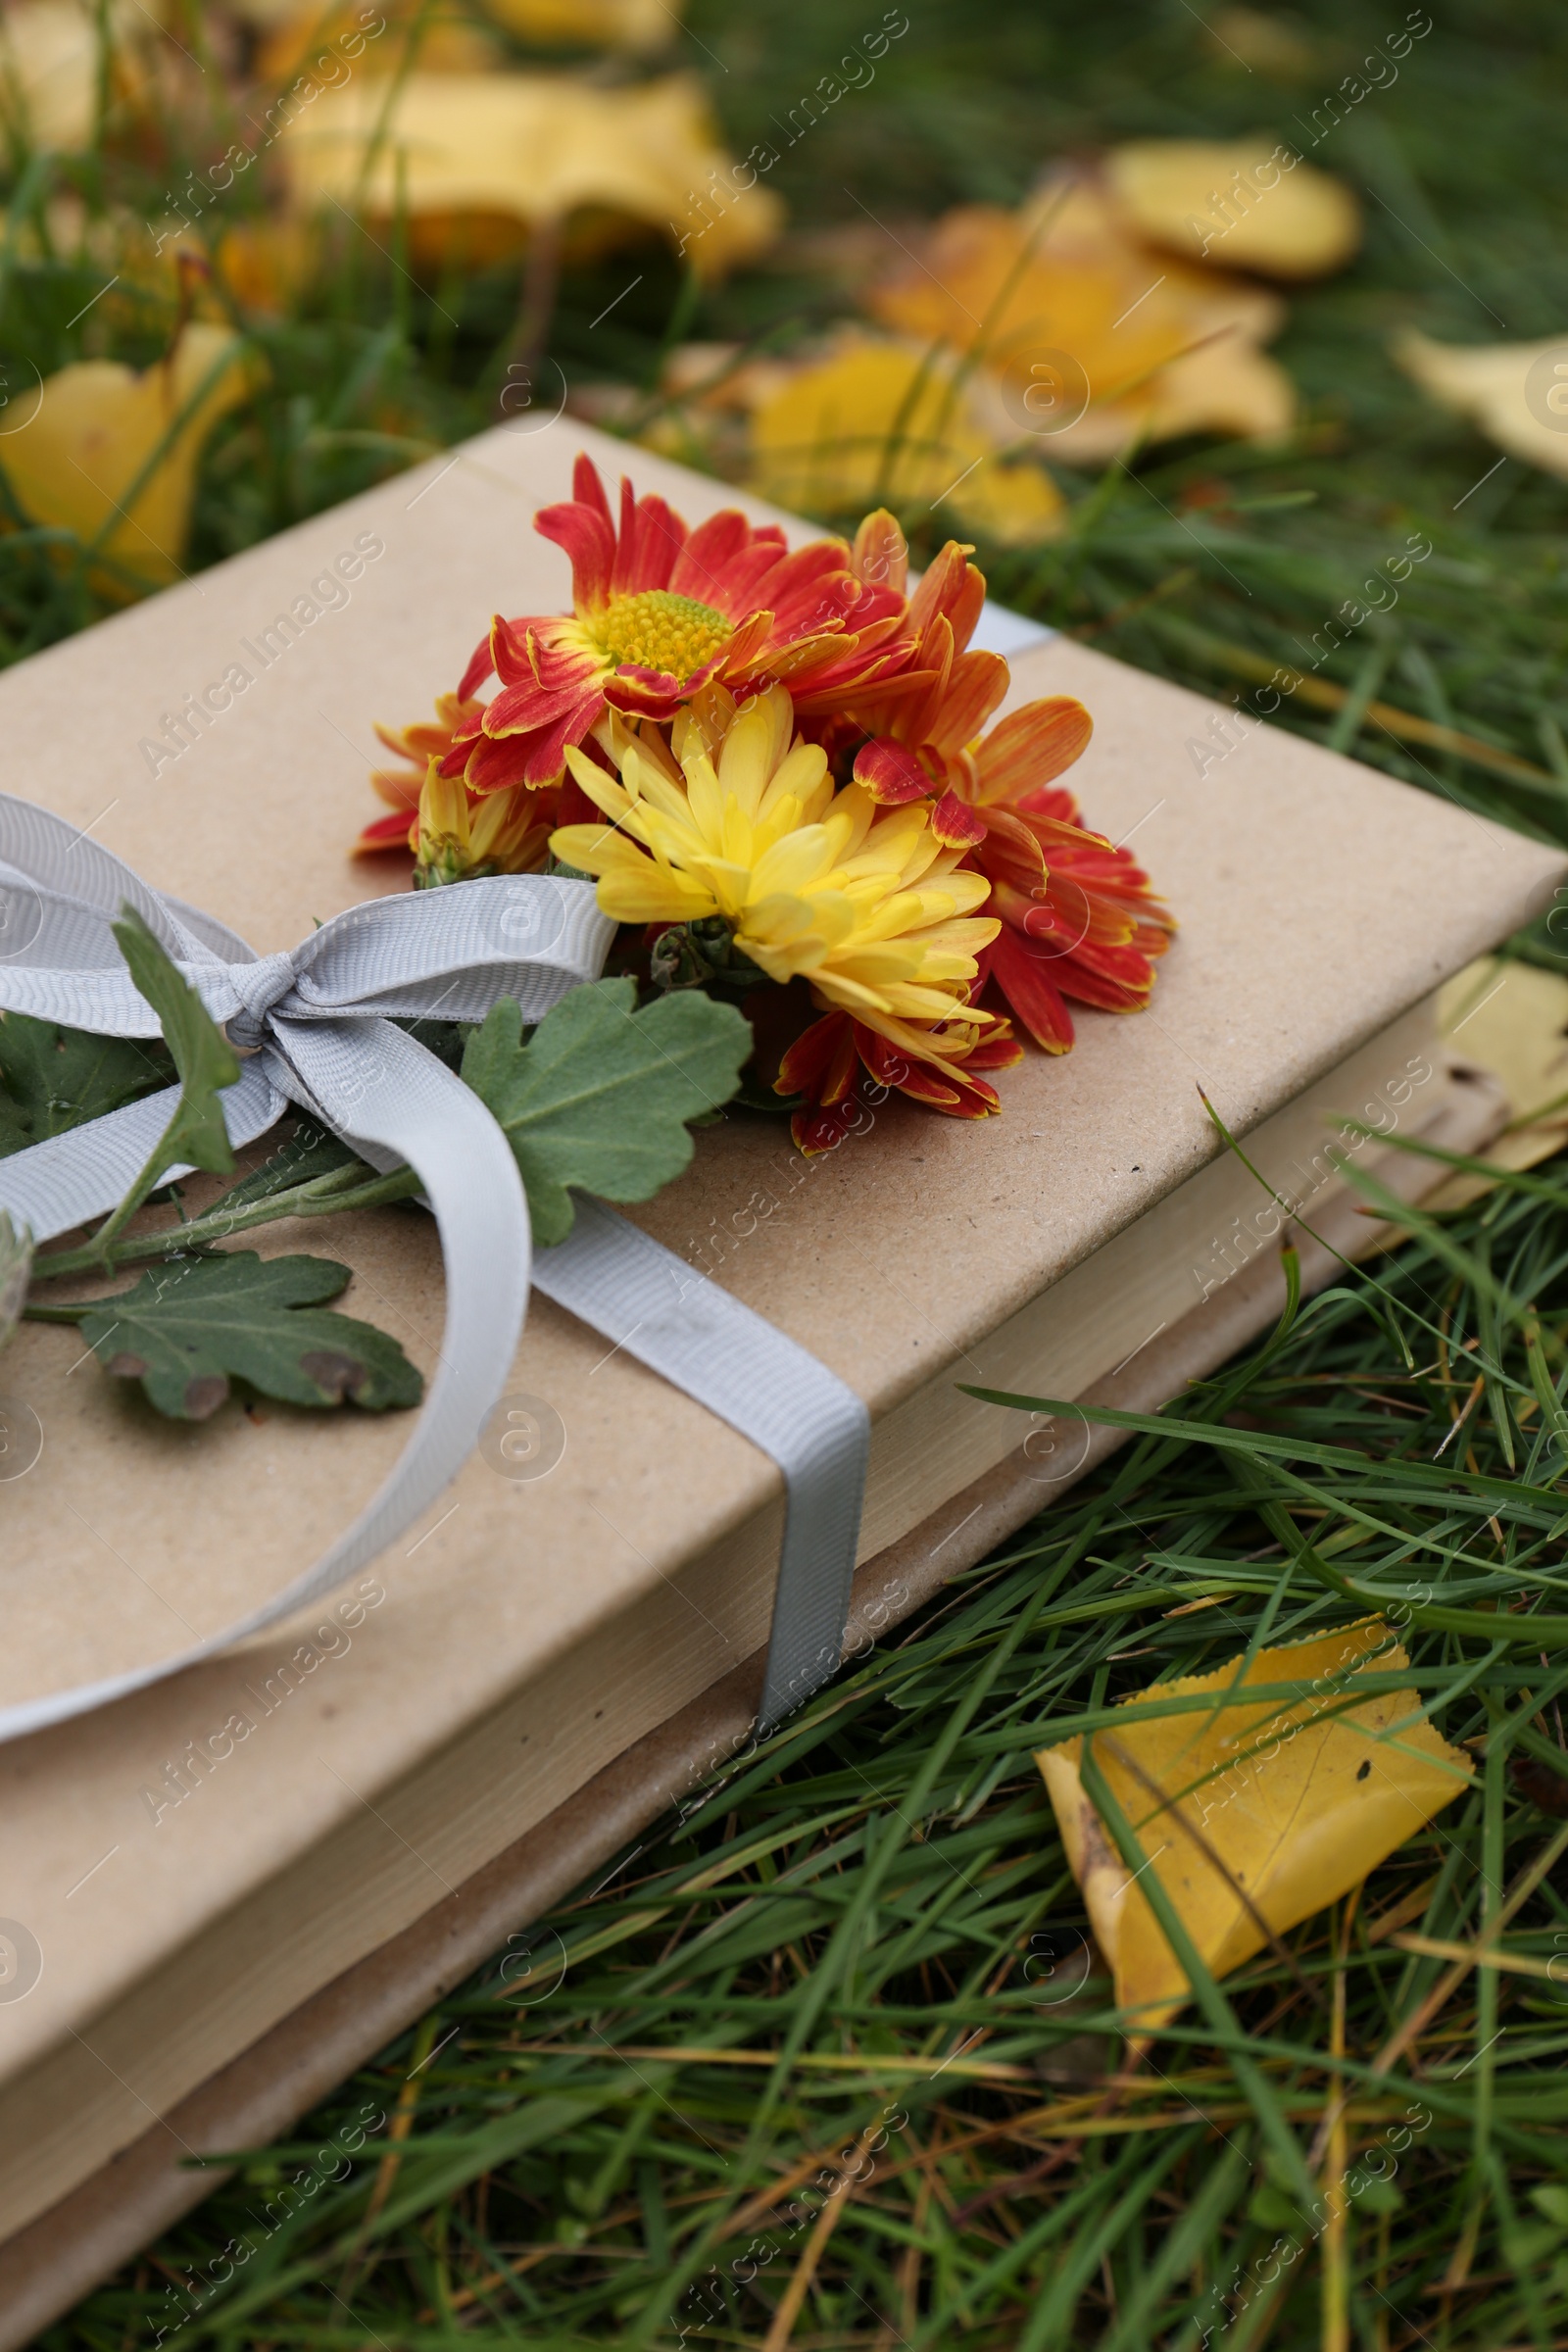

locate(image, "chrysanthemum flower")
(970, 784), (1175, 1051)
(840, 539), (1011, 842)
(550, 683), (1004, 1098)
(837, 537), (1100, 851)
(412, 762), (561, 889)
(355, 691), (485, 855)
(441, 456), (916, 794)
(779, 1007), (1023, 1155)
(833, 537), (1174, 1052)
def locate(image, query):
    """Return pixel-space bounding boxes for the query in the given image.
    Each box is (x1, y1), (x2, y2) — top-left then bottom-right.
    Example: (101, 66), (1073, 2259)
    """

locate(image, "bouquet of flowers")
(0, 452), (1176, 1448)
(360, 455), (1174, 1152)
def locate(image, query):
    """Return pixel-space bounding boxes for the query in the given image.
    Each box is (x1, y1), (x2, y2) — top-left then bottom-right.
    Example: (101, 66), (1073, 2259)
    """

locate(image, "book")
(0, 419), (1554, 2338)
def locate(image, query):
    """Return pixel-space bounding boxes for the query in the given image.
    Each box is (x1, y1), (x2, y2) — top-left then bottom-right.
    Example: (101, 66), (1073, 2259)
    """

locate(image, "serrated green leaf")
(75, 1251), (424, 1421)
(0, 1010), (172, 1159)
(460, 979), (750, 1247)
(112, 905), (240, 1180)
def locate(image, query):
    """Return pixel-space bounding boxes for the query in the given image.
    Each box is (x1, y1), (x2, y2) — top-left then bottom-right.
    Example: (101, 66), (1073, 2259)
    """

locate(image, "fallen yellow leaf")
(1396, 327), (1568, 481)
(212, 217), (320, 317)
(747, 331), (1066, 545)
(485, 0), (678, 51)
(1419, 956), (1568, 1210)
(280, 71), (781, 279)
(868, 181), (1294, 462)
(0, 323), (257, 593)
(256, 3), (504, 80)
(1105, 138), (1361, 278)
(0, 0), (98, 150)
(1038, 1619), (1472, 2031)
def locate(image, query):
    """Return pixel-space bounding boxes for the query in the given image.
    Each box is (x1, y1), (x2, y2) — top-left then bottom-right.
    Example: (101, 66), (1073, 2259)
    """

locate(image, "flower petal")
(458, 627), (496, 700)
(929, 789), (988, 848)
(854, 737), (932, 805)
(974, 696), (1094, 804)
(986, 927), (1076, 1053)
(355, 808), (417, 854)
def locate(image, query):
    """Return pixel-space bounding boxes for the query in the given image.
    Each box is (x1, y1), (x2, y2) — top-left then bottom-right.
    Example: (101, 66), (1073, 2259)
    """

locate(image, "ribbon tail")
(0, 1020), (529, 1745)
(0, 1061), (285, 1244)
(266, 1014), (532, 1574)
(533, 1199), (868, 1730)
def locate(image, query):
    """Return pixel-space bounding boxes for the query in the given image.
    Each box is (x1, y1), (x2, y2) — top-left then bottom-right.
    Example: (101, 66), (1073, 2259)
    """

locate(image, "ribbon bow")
(0, 795), (867, 1745)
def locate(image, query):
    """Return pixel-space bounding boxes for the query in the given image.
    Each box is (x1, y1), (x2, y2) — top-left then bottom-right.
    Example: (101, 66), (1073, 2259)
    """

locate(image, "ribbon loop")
(0, 789), (870, 1746)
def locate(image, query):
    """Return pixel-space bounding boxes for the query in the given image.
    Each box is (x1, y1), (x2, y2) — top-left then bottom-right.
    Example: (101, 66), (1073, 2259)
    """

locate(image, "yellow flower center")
(599, 589), (731, 680)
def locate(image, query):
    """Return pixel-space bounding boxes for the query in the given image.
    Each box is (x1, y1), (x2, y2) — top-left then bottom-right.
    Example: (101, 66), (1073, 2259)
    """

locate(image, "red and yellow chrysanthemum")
(833, 538), (1010, 843)
(778, 1005), (1022, 1154)
(551, 684), (1009, 1144)
(355, 690), (485, 854)
(439, 457), (917, 796)
(354, 689), (569, 885)
(354, 462), (1175, 1151)
(969, 782), (1174, 1051)
(832, 534), (1174, 1054)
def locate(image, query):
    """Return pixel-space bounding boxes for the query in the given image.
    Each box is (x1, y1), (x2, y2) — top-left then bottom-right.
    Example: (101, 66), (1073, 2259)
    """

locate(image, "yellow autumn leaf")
(0, 0), (99, 149)
(256, 3), (504, 80)
(485, 0), (678, 52)
(0, 323), (258, 593)
(747, 332), (1066, 546)
(213, 218), (321, 318)
(1038, 1618), (1472, 2032)
(280, 71), (781, 279)
(868, 181), (1294, 463)
(1415, 957), (1568, 1213)
(1105, 138), (1361, 278)
(1396, 328), (1568, 482)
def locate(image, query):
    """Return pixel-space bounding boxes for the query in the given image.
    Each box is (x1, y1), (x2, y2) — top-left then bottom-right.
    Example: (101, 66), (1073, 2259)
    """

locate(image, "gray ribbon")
(535, 1200), (867, 1728)
(0, 794), (867, 1743)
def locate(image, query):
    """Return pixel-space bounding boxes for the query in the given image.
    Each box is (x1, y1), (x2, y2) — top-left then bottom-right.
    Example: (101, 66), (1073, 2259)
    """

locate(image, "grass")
(11, 0), (1568, 2342)
(52, 1187), (1568, 2348)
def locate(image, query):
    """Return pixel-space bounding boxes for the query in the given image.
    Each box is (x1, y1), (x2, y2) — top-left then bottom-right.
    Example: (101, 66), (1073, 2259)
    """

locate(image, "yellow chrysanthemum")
(413, 762), (555, 888)
(551, 685), (1002, 1075)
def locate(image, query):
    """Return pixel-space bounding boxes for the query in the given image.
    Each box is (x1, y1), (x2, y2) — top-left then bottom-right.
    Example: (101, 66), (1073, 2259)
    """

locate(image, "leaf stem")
(27, 1163), (420, 1285)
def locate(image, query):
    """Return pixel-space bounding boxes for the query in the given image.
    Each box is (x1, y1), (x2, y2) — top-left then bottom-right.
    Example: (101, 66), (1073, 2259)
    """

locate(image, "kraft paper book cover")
(0, 419), (1557, 2288)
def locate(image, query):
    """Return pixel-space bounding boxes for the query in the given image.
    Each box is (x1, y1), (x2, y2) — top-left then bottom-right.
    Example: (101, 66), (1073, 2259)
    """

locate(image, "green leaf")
(0, 1010), (172, 1159)
(111, 905), (241, 1181)
(461, 979), (751, 1247)
(74, 1251), (423, 1421)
